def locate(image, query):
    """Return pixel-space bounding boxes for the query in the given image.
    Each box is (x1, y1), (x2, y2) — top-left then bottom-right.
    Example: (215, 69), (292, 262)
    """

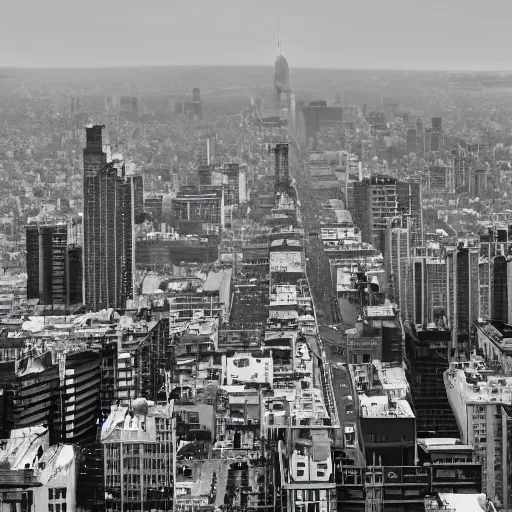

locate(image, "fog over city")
(0, 2), (512, 512)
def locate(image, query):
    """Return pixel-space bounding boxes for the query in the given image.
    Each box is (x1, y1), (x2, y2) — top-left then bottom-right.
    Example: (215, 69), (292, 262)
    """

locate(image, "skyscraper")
(83, 125), (134, 311)
(25, 223), (83, 306)
(406, 128), (417, 154)
(446, 242), (479, 357)
(274, 48), (291, 109)
(416, 118), (425, 156)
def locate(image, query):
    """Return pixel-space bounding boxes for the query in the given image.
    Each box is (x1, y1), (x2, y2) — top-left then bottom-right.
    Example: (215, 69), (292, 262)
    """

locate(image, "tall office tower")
(405, 324), (458, 437)
(38, 224), (67, 305)
(412, 244), (448, 326)
(274, 47), (291, 109)
(397, 181), (424, 248)
(416, 118), (425, 156)
(425, 127), (432, 152)
(274, 143), (290, 186)
(26, 224), (40, 299)
(25, 223), (83, 306)
(184, 88), (202, 120)
(349, 175), (404, 255)
(446, 243), (480, 357)
(131, 175), (144, 223)
(493, 254), (508, 321)
(479, 227), (511, 320)
(406, 128), (417, 154)
(102, 400), (174, 511)
(369, 175), (399, 254)
(475, 168), (488, 198)
(83, 125), (134, 311)
(386, 221), (412, 319)
(350, 180), (372, 245)
(431, 117), (443, 152)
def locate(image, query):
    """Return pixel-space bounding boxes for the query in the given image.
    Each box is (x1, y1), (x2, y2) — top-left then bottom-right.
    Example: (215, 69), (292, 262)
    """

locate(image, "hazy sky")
(2, 0), (511, 70)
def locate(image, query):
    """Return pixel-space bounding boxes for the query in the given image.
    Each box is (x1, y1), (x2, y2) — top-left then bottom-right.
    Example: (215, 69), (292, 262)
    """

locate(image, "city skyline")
(3, 0), (512, 71)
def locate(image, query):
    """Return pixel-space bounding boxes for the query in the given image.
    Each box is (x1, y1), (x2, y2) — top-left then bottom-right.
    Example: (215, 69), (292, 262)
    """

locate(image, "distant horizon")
(2, 63), (512, 74)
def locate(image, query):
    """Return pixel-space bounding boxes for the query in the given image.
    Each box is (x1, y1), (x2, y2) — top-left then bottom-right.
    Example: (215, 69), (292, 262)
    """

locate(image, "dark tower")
(83, 125), (134, 311)
(274, 143), (290, 185)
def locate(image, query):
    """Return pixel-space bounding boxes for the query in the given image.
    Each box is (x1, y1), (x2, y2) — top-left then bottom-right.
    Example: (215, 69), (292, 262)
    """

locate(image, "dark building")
(493, 254), (508, 322)
(25, 224), (83, 306)
(446, 244), (479, 356)
(131, 175), (144, 223)
(145, 194), (164, 223)
(407, 128), (417, 154)
(274, 143), (290, 186)
(25, 225), (40, 300)
(38, 224), (67, 305)
(13, 349), (101, 445)
(350, 180), (372, 247)
(77, 444), (104, 512)
(404, 324), (458, 437)
(431, 117), (443, 152)
(83, 125), (134, 311)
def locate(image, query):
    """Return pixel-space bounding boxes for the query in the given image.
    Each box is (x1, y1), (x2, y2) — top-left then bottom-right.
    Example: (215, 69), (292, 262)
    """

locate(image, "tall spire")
(277, 19), (281, 56)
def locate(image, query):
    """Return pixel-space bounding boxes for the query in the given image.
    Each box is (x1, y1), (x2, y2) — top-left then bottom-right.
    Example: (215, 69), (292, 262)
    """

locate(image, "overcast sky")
(1, 0), (511, 70)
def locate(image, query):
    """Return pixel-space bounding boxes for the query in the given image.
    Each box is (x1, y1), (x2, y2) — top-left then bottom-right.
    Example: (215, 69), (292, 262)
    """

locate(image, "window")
(48, 489), (54, 500)
(55, 489), (60, 499)
(55, 506), (61, 512)
(62, 505), (67, 512)
(48, 506), (54, 512)
(297, 470), (304, 477)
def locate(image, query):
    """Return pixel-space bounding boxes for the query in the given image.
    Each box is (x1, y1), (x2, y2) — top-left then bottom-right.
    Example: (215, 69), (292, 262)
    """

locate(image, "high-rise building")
(101, 400), (175, 511)
(397, 181), (423, 248)
(83, 125), (134, 311)
(430, 118), (444, 152)
(446, 243), (480, 357)
(406, 128), (417, 154)
(425, 127), (432, 152)
(184, 88), (202, 120)
(416, 118), (425, 156)
(405, 323), (458, 437)
(25, 223), (83, 306)
(274, 143), (290, 186)
(386, 221), (412, 319)
(493, 254), (509, 322)
(131, 175), (144, 223)
(412, 244), (448, 326)
(349, 176), (422, 256)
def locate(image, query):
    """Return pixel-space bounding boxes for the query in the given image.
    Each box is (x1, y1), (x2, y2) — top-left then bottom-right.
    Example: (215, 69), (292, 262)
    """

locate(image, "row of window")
(49, 488), (67, 500)
(48, 505), (67, 512)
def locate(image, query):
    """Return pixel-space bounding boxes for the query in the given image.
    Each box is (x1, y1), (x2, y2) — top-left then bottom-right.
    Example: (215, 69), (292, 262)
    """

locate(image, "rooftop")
(359, 394), (414, 419)
(424, 493), (496, 512)
(445, 357), (512, 405)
